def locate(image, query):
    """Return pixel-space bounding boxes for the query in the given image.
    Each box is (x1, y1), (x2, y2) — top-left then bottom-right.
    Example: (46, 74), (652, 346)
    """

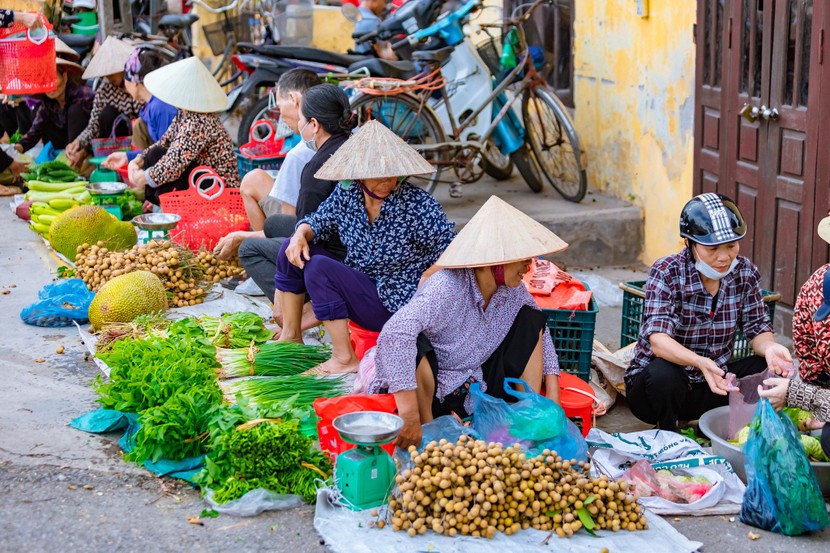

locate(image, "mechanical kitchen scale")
(332, 411), (403, 510)
(85, 181), (127, 220)
(131, 213), (181, 244)
(88, 155), (118, 183)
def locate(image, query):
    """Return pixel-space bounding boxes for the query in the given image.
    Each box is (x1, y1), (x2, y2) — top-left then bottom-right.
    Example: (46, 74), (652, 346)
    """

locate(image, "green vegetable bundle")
(197, 312), (273, 348)
(126, 383), (223, 464)
(232, 375), (349, 408)
(216, 341), (331, 379)
(22, 161), (80, 183)
(115, 189), (143, 220)
(94, 334), (219, 412)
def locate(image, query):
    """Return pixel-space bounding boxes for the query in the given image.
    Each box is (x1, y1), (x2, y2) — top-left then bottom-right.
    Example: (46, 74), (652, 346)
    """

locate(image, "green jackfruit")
(88, 271), (168, 330)
(49, 205), (136, 262)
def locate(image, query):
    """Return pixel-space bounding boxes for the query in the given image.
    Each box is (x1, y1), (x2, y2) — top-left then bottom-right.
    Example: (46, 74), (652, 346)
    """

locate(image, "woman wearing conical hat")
(275, 120), (455, 374)
(368, 196), (566, 450)
(126, 57), (240, 208)
(65, 36), (141, 167)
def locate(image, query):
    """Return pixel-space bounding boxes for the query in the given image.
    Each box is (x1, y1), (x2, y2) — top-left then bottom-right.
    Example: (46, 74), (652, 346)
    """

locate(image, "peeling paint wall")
(574, 1), (696, 263)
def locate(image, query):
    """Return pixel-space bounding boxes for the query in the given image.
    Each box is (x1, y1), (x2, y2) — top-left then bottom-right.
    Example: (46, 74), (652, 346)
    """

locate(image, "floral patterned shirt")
(76, 80), (142, 150)
(793, 264), (830, 385)
(369, 268), (560, 411)
(300, 181), (455, 312)
(142, 110), (240, 188)
(626, 247), (772, 387)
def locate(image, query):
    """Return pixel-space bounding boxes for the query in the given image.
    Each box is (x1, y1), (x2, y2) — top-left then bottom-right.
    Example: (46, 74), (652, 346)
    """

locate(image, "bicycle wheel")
(350, 92), (446, 195)
(482, 138), (515, 180)
(510, 143), (544, 193)
(523, 86), (587, 202)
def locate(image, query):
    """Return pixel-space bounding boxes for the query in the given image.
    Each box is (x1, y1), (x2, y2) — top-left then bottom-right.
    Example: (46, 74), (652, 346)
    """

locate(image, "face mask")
(695, 257), (738, 280)
(299, 119), (318, 152)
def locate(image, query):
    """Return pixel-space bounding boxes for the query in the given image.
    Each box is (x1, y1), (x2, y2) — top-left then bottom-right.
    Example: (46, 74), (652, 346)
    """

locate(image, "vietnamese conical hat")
(314, 120), (435, 180)
(143, 57), (228, 113)
(436, 196), (568, 268)
(818, 216), (830, 244)
(56, 57), (84, 74)
(82, 36), (134, 79)
(54, 37), (81, 62)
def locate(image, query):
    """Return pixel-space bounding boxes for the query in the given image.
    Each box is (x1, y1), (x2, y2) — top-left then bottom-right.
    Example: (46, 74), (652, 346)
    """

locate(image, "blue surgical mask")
(299, 119), (318, 152)
(696, 257), (739, 280)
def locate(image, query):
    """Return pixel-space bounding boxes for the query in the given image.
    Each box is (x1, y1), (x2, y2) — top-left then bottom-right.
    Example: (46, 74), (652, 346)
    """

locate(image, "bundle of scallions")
(232, 374), (350, 408)
(215, 341), (332, 379)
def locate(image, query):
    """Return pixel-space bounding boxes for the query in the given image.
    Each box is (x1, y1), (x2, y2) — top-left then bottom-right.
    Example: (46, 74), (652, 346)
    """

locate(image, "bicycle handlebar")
(188, 0), (240, 14)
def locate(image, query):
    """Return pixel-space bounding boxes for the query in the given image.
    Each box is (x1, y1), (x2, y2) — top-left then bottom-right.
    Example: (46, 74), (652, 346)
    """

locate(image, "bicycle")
(347, 0), (586, 202)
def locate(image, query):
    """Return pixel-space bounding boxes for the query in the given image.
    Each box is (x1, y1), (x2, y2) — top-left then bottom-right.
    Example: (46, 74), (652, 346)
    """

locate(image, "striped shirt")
(75, 80), (143, 150)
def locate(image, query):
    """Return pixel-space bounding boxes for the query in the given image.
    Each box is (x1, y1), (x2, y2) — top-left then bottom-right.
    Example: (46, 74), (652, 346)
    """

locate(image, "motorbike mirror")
(341, 3), (362, 23)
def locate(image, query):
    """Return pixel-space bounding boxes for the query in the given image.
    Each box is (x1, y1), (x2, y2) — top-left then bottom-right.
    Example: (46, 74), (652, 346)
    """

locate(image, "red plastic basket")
(238, 119), (287, 159)
(0, 17), (57, 95)
(158, 166), (249, 250)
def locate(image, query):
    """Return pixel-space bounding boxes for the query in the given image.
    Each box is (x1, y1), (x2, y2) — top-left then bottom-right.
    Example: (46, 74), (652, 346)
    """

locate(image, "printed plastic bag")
(351, 346), (377, 394)
(727, 369), (770, 440)
(739, 399), (829, 535)
(470, 378), (587, 460)
(623, 460), (715, 504)
(20, 278), (94, 327)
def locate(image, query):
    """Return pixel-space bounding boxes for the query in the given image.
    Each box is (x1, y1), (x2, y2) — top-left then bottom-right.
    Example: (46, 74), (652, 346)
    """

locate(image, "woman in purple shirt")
(370, 196), (567, 449)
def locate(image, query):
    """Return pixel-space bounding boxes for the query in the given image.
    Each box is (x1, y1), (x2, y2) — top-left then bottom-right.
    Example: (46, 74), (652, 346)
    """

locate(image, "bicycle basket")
(476, 36), (503, 77)
(202, 14), (252, 56)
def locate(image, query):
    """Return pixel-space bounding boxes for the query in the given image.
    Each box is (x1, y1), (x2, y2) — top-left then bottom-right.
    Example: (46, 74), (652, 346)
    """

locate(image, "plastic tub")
(699, 405), (830, 494)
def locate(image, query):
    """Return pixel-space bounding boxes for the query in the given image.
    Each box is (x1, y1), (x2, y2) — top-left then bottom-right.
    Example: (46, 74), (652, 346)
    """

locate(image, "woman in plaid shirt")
(625, 193), (792, 432)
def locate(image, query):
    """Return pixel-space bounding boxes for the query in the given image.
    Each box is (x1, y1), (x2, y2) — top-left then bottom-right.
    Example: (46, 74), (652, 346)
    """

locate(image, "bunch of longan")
(384, 436), (647, 540)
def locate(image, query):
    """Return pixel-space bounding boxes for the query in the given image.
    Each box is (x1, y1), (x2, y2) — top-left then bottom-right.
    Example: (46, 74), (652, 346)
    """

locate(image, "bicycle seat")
(244, 44), (368, 68)
(57, 33), (95, 56)
(411, 46), (454, 64)
(159, 13), (199, 28)
(347, 58), (417, 80)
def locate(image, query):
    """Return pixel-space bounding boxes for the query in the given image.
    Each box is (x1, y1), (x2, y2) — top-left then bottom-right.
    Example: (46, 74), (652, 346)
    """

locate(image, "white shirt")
(268, 140), (316, 207)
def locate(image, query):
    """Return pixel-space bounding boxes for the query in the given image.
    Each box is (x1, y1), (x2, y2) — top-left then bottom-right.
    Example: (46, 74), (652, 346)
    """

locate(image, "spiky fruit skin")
(88, 270), (168, 330)
(49, 205), (137, 262)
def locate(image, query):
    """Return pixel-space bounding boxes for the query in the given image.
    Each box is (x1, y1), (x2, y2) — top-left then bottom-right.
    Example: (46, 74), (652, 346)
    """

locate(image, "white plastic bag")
(587, 428), (745, 515)
(204, 488), (304, 516)
(591, 340), (631, 396)
(352, 346), (377, 394)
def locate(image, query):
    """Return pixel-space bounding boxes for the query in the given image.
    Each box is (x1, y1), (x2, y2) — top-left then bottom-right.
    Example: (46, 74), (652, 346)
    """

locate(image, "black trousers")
(418, 305), (549, 419)
(0, 102), (33, 138)
(96, 105), (131, 141)
(143, 145), (199, 205)
(237, 214), (296, 300)
(626, 355), (768, 432)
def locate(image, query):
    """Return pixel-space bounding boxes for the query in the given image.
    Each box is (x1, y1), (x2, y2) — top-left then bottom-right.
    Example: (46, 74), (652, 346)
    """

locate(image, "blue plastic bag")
(419, 415), (480, 451)
(470, 378), (587, 461)
(739, 398), (829, 535)
(20, 278), (94, 327)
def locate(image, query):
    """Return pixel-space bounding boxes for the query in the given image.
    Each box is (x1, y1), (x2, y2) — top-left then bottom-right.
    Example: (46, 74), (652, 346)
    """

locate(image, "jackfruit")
(49, 205), (136, 262)
(88, 271), (168, 330)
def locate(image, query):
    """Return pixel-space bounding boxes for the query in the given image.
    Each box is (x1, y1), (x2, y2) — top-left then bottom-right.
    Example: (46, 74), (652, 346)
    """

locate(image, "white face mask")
(696, 257), (739, 280)
(299, 119), (318, 152)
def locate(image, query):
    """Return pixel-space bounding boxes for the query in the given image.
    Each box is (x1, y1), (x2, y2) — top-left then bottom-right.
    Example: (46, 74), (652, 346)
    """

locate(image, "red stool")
(559, 372), (596, 437)
(348, 321), (380, 360)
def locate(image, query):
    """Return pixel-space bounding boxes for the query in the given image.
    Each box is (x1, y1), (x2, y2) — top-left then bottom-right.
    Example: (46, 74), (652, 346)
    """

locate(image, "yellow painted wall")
(574, 0), (696, 263)
(311, 6), (354, 53)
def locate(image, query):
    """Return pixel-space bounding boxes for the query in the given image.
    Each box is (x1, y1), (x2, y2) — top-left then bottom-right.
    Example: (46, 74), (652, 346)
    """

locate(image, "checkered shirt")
(625, 248), (772, 386)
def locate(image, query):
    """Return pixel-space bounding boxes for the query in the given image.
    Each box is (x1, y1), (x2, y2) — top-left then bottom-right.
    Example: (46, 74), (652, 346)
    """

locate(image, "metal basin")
(85, 182), (127, 196)
(333, 411), (403, 447)
(699, 405), (830, 494)
(131, 213), (181, 231)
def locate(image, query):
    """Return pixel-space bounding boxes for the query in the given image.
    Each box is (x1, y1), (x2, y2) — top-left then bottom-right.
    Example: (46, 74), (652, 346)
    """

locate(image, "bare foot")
(300, 304), (320, 331)
(308, 355), (360, 375)
(276, 329), (303, 345)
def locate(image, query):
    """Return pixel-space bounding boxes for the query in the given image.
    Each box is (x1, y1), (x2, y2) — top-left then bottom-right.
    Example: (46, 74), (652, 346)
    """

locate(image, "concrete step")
(433, 174), (643, 267)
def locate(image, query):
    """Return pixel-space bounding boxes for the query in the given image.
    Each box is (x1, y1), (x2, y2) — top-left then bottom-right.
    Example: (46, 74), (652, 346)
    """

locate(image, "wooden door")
(694, 0), (827, 319)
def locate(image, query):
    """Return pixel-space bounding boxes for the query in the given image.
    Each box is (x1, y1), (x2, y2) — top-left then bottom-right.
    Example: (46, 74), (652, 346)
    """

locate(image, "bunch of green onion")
(232, 374), (349, 408)
(215, 342), (332, 379)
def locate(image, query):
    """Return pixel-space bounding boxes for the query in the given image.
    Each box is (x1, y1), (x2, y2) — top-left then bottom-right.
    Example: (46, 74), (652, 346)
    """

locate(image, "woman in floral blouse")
(65, 37), (141, 167)
(758, 214), (830, 458)
(126, 57), (239, 207)
(370, 196), (567, 450)
(625, 193), (792, 432)
(276, 120), (455, 374)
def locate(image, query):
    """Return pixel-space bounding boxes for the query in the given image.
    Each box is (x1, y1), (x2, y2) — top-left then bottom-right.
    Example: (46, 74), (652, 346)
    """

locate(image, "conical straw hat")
(436, 196), (569, 268)
(143, 57), (228, 113)
(818, 216), (830, 244)
(82, 36), (134, 79)
(314, 120), (435, 180)
(54, 37), (81, 62)
(56, 57), (84, 74)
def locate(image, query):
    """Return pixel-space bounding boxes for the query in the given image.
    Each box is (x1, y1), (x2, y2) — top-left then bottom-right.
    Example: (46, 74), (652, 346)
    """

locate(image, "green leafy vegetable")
(216, 341), (331, 379)
(198, 312), (272, 348)
(232, 375), (349, 409)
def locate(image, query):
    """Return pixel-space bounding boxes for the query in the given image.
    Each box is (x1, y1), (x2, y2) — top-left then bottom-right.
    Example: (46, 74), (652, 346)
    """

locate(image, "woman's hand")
(65, 139), (83, 166)
(13, 143), (23, 154)
(757, 377), (790, 411)
(696, 356), (729, 396)
(102, 151), (128, 169)
(286, 229), (311, 269)
(763, 343), (794, 377)
(142, 200), (155, 213)
(213, 230), (250, 261)
(394, 413), (422, 451)
(131, 169), (148, 188)
(9, 160), (29, 182)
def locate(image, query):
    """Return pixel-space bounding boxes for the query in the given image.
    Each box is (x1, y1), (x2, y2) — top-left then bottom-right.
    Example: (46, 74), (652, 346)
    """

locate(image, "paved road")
(1, 206), (827, 553)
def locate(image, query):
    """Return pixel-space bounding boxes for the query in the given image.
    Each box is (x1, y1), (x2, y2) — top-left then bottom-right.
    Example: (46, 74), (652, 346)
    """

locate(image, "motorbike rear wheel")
(350, 92), (446, 195)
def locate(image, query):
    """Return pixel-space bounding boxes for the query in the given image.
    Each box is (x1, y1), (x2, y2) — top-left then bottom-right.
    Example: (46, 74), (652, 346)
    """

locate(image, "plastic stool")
(348, 320), (380, 360)
(559, 372), (595, 437)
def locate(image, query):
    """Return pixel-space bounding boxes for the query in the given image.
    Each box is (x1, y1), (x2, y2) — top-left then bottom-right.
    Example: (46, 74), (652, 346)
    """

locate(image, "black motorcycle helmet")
(679, 193), (747, 246)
